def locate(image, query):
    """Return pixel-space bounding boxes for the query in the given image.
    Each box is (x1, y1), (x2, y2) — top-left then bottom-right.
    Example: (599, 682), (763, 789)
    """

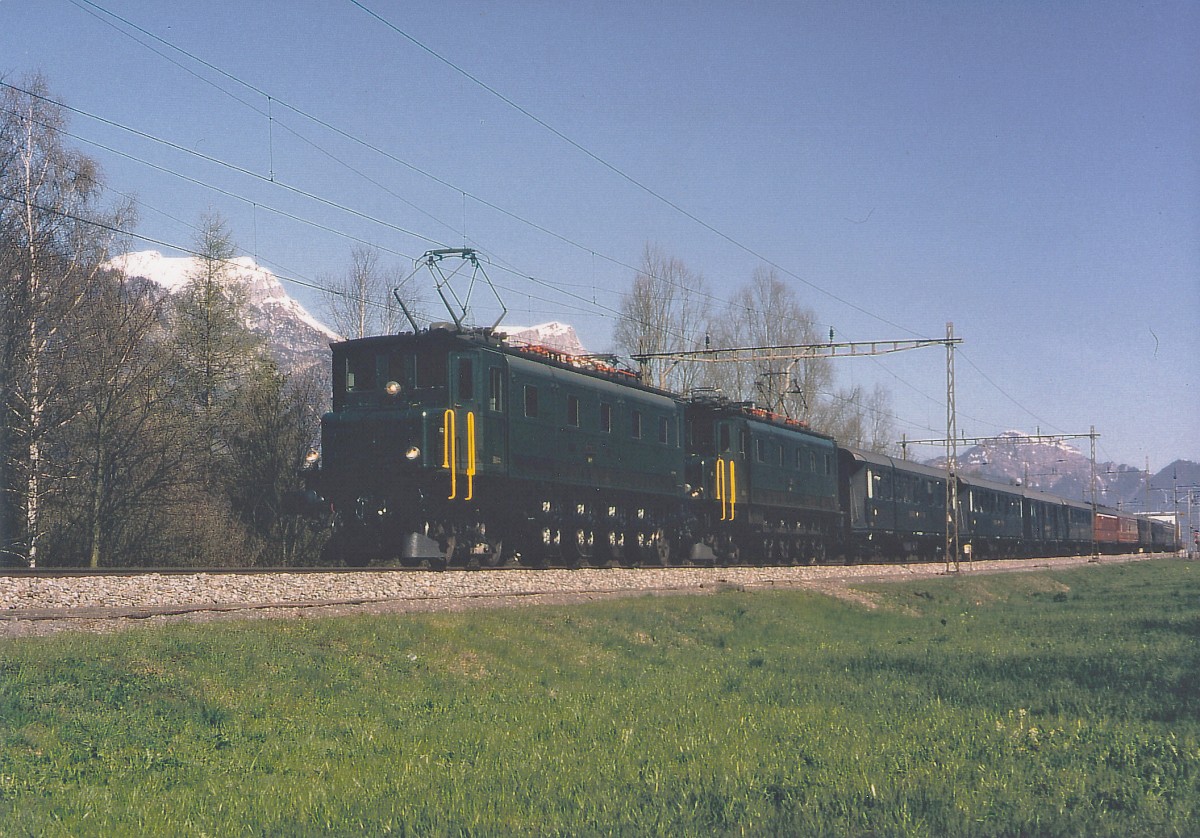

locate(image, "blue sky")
(3, 1), (1197, 473)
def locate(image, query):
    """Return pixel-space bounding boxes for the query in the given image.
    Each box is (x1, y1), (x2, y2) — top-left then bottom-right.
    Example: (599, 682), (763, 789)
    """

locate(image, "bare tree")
(613, 244), (713, 392)
(42, 272), (196, 566)
(0, 74), (132, 566)
(705, 267), (832, 423)
(811, 382), (896, 453)
(320, 244), (419, 338)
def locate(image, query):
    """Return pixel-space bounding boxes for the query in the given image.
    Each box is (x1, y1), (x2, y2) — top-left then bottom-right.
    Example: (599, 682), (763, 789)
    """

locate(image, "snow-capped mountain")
(498, 321), (588, 356)
(926, 430), (1194, 514)
(108, 250), (340, 377)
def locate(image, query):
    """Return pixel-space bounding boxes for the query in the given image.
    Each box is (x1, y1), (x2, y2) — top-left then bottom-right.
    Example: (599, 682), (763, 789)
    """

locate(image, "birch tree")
(0, 74), (131, 567)
(320, 244), (416, 338)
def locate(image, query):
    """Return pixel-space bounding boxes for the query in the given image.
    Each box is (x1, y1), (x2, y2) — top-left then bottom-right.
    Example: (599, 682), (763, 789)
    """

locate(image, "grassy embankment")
(1, 560), (1197, 836)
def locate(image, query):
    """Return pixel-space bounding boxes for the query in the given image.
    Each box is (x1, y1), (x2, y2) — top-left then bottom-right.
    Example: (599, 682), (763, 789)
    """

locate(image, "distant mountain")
(497, 321), (588, 356)
(925, 430), (1194, 514)
(109, 250), (340, 378)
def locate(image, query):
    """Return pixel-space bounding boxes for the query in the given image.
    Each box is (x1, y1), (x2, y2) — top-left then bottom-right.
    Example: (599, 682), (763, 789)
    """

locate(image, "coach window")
(567, 394), (580, 427)
(824, 453), (832, 475)
(600, 402), (613, 433)
(631, 409), (643, 439)
(488, 368), (505, 412)
(524, 384), (539, 418)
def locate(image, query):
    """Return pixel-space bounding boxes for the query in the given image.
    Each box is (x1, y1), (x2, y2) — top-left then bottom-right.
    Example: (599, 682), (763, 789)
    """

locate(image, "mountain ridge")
(109, 250), (339, 378)
(925, 431), (1195, 515)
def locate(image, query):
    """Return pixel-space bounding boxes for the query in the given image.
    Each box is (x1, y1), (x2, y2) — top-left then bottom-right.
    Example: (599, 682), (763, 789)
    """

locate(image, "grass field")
(2, 560), (1197, 836)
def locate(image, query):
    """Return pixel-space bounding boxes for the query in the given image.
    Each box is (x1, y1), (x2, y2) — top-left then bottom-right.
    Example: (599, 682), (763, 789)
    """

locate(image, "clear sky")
(3, 1), (1197, 471)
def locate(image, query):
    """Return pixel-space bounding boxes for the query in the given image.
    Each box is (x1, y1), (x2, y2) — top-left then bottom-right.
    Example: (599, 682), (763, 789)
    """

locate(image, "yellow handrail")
(465, 411), (476, 501)
(728, 459), (736, 521)
(716, 457), (726, 520)
(443, 409), (457, 499)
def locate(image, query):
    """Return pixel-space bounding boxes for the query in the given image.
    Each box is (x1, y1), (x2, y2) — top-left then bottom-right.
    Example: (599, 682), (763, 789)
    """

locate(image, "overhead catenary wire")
(14, 9), (1070, 446)
(59, 0), (859, 344)
(346, 0), (928, 340)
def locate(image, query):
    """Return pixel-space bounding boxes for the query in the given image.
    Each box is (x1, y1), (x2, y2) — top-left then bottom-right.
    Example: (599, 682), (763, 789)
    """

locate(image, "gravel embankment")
(0, 553), (1169, 637)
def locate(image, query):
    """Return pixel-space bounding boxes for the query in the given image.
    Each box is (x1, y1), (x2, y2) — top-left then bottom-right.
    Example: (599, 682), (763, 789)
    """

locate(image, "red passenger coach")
(1095, 510), (1140, 553)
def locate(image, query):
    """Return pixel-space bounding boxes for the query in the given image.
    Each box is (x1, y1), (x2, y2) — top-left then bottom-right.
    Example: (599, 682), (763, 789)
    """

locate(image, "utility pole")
(945, 323), (960, 572)
(1089, 426), (1098, 560)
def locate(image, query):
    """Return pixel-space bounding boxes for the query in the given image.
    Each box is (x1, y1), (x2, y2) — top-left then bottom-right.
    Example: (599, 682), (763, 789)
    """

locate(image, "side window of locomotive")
(631, 410), (642, 439)
(524, 384), (539, 418)
(457, 358), (474, 401)
(488, 367), (505, 412)
(567, 394), (580, 427)
(659, 416), (670, 445)
(718, 423), (731, 453)
(740, 429), (750, 458)
(600, 402), (612, 433)
(755, 438), (766, 463)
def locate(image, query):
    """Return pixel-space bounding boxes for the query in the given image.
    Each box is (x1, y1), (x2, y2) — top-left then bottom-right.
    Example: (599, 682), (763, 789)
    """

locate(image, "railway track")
(1, 553), (1173, 638)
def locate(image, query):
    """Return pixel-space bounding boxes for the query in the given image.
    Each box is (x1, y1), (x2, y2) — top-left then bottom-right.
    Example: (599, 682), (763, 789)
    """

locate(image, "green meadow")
(2, 560), (1197, 836)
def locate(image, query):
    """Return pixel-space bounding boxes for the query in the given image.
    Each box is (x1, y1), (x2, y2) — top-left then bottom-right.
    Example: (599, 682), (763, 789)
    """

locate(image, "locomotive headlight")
(385, 380), (402, 396)
(405, 446), (421, 461)
(303, 449), (321, 468)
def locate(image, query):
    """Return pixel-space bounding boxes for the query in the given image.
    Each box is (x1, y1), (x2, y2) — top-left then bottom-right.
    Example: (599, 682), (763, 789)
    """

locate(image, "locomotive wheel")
(589, 531), (614, 568)
(606, 531), (627, 567)
(562, 528), (593, 568)
(480, 538), (506, 568)
(652, 530), (671, 566)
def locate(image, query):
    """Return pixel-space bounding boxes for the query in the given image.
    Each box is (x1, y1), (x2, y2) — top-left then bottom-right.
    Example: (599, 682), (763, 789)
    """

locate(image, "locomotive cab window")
(345, 350), (377, 391)
(415, 348), (447, 391)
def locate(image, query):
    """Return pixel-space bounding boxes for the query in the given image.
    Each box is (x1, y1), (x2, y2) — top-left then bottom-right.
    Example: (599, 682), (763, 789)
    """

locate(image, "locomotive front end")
(318, 332), (462, 564)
